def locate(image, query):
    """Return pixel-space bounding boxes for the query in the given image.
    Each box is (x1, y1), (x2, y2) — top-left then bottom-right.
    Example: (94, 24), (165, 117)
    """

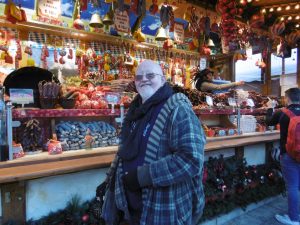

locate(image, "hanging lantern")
(155, 27), (168, 41)
(89, 13), (104, 28)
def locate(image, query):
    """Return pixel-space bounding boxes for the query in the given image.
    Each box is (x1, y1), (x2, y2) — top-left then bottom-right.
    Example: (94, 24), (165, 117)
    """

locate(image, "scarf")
(118, 83), (173, 161)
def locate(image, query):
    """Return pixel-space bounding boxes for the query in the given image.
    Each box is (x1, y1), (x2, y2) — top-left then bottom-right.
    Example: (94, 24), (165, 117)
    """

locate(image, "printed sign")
(199, 58), (207, 71)
(105, 92), (120, 105)
(174, 23), (184, 44)
(114, 9), (130, 34)
(206, 96), (213, 106)
(9, 89), (34, 105)
(228, 98), (237, 107)
(247, 98), (255, 107)
(37, 0), (61, 19)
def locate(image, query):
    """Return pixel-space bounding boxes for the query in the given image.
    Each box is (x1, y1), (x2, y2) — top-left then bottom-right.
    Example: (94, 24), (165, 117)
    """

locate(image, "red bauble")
(82, 214), (89, 222)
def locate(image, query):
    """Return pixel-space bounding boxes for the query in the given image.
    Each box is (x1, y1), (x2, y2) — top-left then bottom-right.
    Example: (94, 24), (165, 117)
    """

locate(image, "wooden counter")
(0, 132), (279, 184)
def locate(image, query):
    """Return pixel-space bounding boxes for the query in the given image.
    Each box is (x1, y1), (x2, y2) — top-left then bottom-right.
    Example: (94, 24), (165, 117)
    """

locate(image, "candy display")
(55, 121), (119, 151)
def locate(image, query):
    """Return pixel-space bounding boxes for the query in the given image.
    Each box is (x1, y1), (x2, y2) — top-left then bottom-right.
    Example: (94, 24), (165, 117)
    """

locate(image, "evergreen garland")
(3, 156), (285, 225)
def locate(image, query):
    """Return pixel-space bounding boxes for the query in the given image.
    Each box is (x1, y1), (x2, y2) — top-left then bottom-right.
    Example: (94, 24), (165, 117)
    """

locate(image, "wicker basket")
(40, 98), (57, 109)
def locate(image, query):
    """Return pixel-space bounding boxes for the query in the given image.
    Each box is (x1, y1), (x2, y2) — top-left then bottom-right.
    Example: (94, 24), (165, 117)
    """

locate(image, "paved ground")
(200, 194), (291, 225)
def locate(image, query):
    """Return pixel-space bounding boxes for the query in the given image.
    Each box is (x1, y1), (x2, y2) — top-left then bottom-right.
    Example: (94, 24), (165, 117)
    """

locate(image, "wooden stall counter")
(0, 131), (279, 184)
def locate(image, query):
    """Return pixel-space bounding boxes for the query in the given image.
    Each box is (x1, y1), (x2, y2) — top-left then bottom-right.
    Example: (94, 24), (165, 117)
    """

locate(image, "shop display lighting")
(261, 3), (299, 14)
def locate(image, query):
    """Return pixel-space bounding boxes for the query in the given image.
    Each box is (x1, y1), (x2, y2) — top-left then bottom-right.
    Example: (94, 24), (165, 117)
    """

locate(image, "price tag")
(199, 58), (207, 71)
(228, 98), (237, 107)
(247, 98), (255, 107)
(105, 93), (120, 105)
(9, 89), (34, 105)
(206, 96), (213, 106)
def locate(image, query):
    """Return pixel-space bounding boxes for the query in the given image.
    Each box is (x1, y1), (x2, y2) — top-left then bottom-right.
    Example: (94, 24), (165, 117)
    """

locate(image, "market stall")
(0, 0), (299, 223)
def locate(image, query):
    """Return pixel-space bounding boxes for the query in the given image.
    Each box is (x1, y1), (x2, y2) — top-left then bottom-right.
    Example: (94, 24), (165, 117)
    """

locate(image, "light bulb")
(269, 7), (274, 12)
(285, 5), (290, 10)
(277, 7), (282, 11)
(261, 8), (266, 13)
(280, 17), (284, 21)
(295, 4), (300, 10)
(296, 24), (300, 28)
(288, 16), (292, 20)
(247, 0), (252, 2)
(296, 16), (300, 20)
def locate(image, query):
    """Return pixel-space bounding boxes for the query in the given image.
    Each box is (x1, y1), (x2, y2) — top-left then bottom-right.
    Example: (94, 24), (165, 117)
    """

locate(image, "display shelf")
(193, 107), (268, 115)
(12, 108), (121, 118)
(0, 131), (279, 184)
(12, 107), (270, 118)
(0, 17), (200, 58)
(0, 145), (118, 169)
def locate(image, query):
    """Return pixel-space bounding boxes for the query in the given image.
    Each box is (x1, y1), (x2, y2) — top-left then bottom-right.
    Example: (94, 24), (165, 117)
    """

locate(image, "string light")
(296, 16), (300, 20)
(288, 16), (292, 20)
(280, 17), (284, 21)
(269, 7), (274, 12)
(296, 24), (299, 28)
(277, 7), (282, 11)
(295, 4), (300, 10)
(261, 8), (266, 13)
(285, 5), (290, 10)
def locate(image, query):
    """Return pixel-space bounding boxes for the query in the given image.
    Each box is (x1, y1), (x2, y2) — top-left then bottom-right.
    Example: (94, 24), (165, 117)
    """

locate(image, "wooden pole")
(262, 51), (271, 95)
(297, 46), (300, 87)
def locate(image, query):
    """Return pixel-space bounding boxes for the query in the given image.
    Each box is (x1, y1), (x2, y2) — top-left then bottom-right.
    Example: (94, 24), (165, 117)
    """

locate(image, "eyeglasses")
(135, 73), (162, 81)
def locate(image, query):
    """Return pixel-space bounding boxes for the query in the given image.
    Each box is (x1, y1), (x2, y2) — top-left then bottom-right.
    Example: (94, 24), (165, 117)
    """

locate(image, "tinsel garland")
(3, 156), (285, 225)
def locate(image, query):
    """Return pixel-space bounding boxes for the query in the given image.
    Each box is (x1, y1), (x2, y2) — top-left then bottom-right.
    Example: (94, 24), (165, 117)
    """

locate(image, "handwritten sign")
(9, 89), (34, 105)
(174, 23), (184, 44)
(114, 9), (130, 34)
(37, 0), (61, 19)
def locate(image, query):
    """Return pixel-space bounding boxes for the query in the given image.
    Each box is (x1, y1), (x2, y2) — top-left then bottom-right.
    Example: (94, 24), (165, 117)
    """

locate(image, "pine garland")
(3, 156), (285, 225)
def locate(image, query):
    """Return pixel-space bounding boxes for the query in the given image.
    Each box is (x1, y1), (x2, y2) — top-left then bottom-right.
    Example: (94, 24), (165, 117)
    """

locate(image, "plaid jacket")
(104, 93), (206, 225)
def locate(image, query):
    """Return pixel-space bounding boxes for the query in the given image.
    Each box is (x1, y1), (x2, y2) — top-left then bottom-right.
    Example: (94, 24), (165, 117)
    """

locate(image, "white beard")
(138, 86), (156, 103)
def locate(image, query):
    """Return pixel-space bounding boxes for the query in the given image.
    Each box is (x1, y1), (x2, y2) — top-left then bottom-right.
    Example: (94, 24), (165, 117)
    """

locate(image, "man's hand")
(122, 169), (141, 192)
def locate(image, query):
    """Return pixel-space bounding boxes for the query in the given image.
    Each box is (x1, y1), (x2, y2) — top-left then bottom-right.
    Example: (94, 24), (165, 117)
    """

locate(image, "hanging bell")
(207, 38), (215, 48)
(155, 27), (168, 41)
(89, 13), (104, 28)
(102, 13), (113, 26)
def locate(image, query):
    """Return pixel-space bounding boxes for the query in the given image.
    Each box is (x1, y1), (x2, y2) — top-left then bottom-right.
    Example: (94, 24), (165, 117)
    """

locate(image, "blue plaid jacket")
(104, 93), (206, 225)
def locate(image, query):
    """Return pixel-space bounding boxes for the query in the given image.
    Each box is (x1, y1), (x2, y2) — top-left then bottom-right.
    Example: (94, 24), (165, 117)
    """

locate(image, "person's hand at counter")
(235, 81), (245, 86)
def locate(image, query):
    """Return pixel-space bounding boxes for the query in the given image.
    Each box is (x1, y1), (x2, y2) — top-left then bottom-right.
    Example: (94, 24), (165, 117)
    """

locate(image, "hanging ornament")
(54, 48), (58, 63)
(149, 0), (158, 15)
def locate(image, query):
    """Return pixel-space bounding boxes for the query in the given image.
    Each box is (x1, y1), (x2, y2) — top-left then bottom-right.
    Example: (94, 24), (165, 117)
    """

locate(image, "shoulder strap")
(282, 108), (296, 118)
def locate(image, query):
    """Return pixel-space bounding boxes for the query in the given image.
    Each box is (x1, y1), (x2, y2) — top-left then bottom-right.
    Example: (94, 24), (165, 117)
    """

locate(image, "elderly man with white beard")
(101, 60), (206, 225)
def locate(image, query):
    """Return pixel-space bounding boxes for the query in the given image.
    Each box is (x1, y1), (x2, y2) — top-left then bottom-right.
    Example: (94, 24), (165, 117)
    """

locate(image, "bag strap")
(282, 108), (296, 118)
